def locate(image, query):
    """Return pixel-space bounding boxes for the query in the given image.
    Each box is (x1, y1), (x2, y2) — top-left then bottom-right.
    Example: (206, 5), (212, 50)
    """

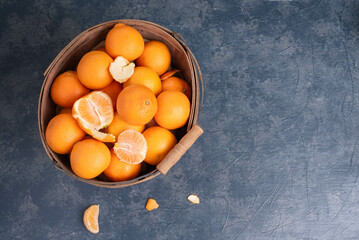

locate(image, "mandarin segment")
(77, 51), (113, 89)
(113, 129), (147, 164)
(116, 84), (157, 126)
(45, 113), (85, 154)
(83, 205), (100, 234)
(50, 70), (90, 108)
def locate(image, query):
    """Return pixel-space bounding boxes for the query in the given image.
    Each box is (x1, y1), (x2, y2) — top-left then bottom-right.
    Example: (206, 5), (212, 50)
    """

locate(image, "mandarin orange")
(123, 66), (162, 96)
(143, 126), (177, 165)
(77, 51), (113, 89)
(155, 91), (190, 130)
(116, 84), (157, 126)
(104, 149), (142, 181)
(70, 139), (111, 179)
(50, 71), (90, 107)
(45, 113), (85, 154)
(105, 24), (144, 61)
(161, 76), (192, 100)
(136, 41), (171, 76)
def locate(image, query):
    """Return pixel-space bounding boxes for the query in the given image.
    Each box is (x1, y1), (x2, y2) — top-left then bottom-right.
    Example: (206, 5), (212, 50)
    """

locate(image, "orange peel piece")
(146, 198), (159, 211)
(187, 194), (200, 204)
(160, 69), (180, 80)
(109, 56), (135, 83)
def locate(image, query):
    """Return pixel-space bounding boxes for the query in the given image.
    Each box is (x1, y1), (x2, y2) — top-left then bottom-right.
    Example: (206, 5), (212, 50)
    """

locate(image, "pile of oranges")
(45, 23), (192, 182)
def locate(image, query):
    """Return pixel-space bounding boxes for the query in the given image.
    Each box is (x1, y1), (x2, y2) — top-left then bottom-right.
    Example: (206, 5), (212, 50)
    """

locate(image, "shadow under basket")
(38, 19), (204, 188)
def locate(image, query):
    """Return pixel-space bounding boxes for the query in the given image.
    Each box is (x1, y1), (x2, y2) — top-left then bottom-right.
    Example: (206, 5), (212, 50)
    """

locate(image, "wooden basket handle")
(156, 125), (204, 175)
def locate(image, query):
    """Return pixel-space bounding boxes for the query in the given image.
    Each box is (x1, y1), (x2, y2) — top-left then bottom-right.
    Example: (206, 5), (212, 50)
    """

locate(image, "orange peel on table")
(187, 194), (200, 204)
(146, 198), (159, 211)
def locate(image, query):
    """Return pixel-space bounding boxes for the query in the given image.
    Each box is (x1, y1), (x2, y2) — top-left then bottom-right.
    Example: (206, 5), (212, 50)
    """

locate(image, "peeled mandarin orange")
(99, 80), (123, 109)
(83, 205), (100, 234)
(161, 76), (192, 100)
(105, 24), (144, 61)
(113, 129), (147, 164)
(123, 66), (162, 96)
(116, 84), (157, 126)
(143, 126), (177, 165)
(155, 91), (190, 130)
(77, 51), (113, 89)
(104, 149), (142, 181)
(45, 113), (85, 154)
(72, 91), (115, 142)
(50, 71), (90, 108)
(106, 112), (145, 139)
(136, 41), (171, 76)
(70, 139), (111, 179)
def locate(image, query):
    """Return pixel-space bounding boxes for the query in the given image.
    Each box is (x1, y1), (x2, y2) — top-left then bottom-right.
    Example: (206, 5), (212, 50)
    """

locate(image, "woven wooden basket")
(38, 19), (203, 188)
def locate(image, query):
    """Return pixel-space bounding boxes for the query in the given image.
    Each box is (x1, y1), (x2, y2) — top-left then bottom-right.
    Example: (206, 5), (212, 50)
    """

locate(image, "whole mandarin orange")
(105, 24), (144, 61)
(136, 40), (171, 76)
(116, 84), (157, 126)
(50, 71), (90, 108)
(123, 66), (162, 96)
(143, 126), (177, 165)
(45, 113), (85, 154)
(154, 91), (190, 130)
(70, 139), (111, 179)
(77, 51), (113, 89)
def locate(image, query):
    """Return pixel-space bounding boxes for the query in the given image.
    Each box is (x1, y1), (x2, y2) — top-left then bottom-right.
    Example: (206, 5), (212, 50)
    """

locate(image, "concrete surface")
(2, 0), (359, 239)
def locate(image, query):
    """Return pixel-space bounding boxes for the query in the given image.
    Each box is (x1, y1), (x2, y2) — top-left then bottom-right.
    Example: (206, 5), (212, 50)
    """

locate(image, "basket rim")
(38, 19), (203, 188)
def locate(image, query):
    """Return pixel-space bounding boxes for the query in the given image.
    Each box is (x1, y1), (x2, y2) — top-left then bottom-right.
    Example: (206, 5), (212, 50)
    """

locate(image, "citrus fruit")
(45, 113), (85, 154)
(50, 70), (90, 107)
(106, 112), (145, 139)
(70, 139), (111, 179)
(123, 66), (162, 96)
(113, 129), (147, 164)
(161, 76), (192, 100)
(72, 91), (115, 142)
(77, 51), (113, 89)
(136, 40), (171, 76)
(116, 84), (157, 126)
(146, 198), (159, 211)
(155, 91), (190, 130)
(143, 126), (177, 165)
(83, 205), (99, 234)
(99, 80), (123, 109)
(104, 149), (142, 181)
(105, 24), (144, 61)
(95, 47), (107, 53)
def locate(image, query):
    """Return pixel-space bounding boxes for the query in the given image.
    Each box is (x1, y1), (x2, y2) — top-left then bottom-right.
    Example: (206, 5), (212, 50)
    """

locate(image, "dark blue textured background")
(2, 0), (359, 239)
